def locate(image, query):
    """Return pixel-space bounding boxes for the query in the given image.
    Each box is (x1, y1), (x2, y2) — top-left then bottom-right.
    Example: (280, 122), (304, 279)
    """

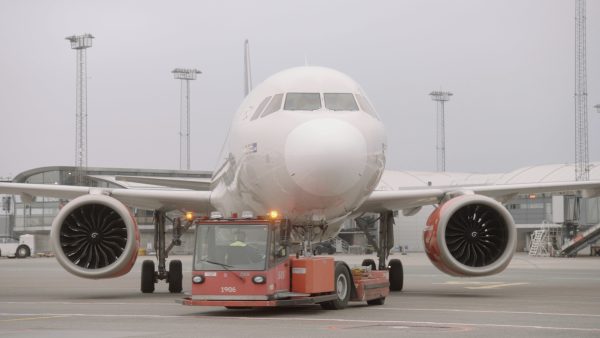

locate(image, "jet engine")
(423, 194), (516, 277)
(50, 194), (140, 279)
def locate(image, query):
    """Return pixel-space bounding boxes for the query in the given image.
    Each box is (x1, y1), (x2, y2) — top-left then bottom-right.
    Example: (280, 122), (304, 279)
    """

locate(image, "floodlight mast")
(574, 0), (589, 181)
(172, 68), (201, 170)
(429, 91), (453, 172)
(66, 34), (93, 183)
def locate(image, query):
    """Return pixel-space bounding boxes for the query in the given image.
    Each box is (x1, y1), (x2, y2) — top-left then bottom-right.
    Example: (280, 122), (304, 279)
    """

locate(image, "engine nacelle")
(423, 194), (516, 277)
(50, 194), (140, 279)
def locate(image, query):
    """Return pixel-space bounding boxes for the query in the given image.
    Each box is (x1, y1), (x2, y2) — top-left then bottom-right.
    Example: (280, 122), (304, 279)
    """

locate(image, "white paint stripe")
(0, 315), (70, 322)
(0, 312), (598, 332)
(370, 307), (600, 318)
(466, 282), (528, 289)
(0, 301), (178, 306)
(433, 281), (502, 285)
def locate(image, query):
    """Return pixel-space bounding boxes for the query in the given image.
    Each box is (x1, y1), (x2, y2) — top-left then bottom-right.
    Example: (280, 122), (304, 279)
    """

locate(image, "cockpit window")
(324, 93), (359, 111)
(355, 93), (378, 118)
(284, 93), (321, 111)
(261, 93), (283, 117)
(250, 96), (271, 121)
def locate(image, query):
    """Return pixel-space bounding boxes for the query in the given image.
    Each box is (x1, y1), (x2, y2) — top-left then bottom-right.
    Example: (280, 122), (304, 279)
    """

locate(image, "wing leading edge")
(360, 180), (600, 213)
(0, 182), (213, 212)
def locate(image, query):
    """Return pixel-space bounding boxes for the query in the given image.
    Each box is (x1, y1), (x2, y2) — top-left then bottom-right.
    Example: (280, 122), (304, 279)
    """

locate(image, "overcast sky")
(0, 0), (599, 179)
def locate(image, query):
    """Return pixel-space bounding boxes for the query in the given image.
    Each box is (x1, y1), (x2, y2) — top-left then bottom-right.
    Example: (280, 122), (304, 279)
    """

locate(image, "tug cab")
(180, 213), (390, 309)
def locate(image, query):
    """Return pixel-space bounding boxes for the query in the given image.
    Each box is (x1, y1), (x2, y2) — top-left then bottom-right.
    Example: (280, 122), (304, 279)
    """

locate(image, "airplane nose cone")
(285, 118), (367, 197)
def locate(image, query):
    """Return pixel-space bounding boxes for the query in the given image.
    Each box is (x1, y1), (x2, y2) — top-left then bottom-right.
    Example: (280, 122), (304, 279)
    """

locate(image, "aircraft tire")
(141, 260), (155, 293)
(388, 258), (403, 291)
(168, 260), (183, 293)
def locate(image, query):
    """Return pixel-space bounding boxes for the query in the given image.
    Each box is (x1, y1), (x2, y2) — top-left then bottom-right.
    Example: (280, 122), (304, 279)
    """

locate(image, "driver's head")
(234, 230), (246, 242)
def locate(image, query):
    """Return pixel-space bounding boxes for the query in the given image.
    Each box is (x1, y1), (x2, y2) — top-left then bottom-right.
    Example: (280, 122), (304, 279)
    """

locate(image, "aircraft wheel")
(16, 245), (30, 258)
(168, 260), (183, 293)
(388, 258), (403, 291)
(361, 258), (376, 271)
(320, 262), (350, 310)
(141, 260), (155, 293)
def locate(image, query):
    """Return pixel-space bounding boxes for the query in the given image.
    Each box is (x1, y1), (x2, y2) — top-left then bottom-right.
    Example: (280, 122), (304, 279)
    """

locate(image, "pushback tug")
(180, 211), (403, 309)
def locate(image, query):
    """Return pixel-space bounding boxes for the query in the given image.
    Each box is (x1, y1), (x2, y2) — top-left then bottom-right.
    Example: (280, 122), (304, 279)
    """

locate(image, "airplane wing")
(359, 180), (600, 213)
(114, 175), (211, 191)
(0, 182), (213, 212)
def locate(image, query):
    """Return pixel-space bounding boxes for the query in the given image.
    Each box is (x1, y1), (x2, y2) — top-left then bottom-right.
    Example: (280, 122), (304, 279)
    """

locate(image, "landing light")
(269, 210), (279, 219)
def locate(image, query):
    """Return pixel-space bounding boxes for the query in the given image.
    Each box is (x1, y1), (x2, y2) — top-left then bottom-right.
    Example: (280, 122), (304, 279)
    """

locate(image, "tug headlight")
(192, 275), (204, 284)
(252, 275), (266, 284)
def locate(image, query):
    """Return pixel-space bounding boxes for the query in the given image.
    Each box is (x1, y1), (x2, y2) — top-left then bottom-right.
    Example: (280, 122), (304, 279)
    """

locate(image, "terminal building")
(1, 163), (599, 256)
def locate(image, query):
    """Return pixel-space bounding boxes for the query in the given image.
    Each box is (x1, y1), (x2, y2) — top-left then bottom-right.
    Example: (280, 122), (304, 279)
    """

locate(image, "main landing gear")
(141, 210), (193, 294)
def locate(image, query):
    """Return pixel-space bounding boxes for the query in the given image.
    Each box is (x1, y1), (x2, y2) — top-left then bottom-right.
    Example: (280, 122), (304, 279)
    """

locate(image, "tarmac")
(1, 252), (600, 338)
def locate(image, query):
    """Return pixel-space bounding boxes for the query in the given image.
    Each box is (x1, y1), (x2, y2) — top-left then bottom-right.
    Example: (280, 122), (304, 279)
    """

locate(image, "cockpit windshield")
(284, 93), (321, 111)
(324, 93), (359, 111)
(194, 223), (268, 271)
(355, 93), (379, 118)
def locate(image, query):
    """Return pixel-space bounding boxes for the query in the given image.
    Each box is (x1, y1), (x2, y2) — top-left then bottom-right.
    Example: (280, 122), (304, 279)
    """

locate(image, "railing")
(561, 223), (600, 257)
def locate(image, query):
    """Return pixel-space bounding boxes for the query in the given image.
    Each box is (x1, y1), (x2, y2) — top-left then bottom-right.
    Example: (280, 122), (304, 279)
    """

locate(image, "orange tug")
(179, 213), (390, 309)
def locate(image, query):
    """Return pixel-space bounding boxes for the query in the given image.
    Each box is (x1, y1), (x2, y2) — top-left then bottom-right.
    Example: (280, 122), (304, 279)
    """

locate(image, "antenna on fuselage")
(244, 39), (253, 97)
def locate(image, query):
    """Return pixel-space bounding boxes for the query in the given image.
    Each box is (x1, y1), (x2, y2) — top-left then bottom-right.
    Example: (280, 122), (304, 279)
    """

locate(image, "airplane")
(1, 65), (599, 298)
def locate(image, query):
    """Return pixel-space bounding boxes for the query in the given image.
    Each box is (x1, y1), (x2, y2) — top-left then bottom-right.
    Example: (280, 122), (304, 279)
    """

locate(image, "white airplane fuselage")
(211, 67), (386, 236)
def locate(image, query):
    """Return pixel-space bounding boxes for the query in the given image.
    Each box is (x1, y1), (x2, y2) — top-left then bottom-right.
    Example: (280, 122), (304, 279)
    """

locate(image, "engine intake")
(423, 194), (516, 277)
(50, 194), (139, 279)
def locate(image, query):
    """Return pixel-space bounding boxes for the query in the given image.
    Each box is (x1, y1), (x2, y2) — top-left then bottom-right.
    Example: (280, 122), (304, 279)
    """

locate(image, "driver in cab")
(229, 230), (248, 247)
(227, 230), (261, 265)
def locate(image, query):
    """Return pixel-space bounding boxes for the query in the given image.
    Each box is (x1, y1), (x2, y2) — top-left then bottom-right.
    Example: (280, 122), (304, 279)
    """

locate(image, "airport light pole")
(65, 34), (93, 174)
(574, 0), (589, 181)
(172, 68), (201, 170)
(429, 91), (453, 172)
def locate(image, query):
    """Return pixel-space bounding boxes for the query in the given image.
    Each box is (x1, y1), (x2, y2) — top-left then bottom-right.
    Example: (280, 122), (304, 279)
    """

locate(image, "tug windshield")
(194, 223), (268, 271)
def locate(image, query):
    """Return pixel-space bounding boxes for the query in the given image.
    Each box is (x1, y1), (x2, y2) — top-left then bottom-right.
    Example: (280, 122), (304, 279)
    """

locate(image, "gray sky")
(0, 0), (599, 179)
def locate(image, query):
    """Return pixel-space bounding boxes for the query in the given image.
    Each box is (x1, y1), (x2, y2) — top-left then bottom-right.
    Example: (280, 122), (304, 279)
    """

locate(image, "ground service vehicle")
(0, 234), (34, 258)
(180, 213), (400, 309)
